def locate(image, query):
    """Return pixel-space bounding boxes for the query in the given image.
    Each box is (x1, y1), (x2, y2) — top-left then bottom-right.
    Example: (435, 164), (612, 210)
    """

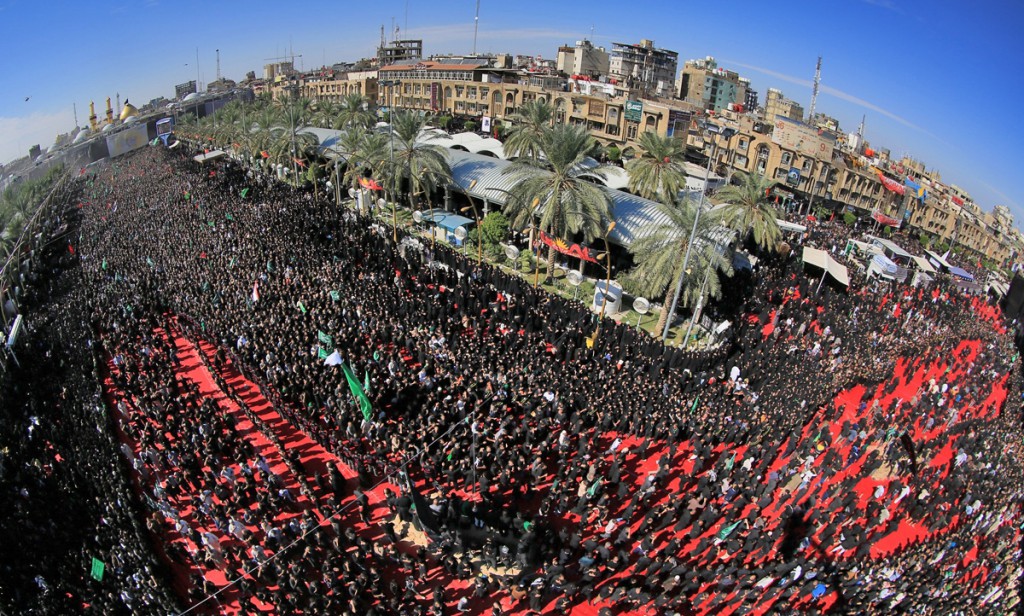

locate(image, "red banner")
(871, 211), (901, 227)
(534, 230), (600, 264)
(876, 171), (906, 195)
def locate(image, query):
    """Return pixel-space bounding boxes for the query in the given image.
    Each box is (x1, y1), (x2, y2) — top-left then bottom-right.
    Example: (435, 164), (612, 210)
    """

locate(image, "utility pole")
(808, 55), (822, 124)
(473, 0), (480, 55)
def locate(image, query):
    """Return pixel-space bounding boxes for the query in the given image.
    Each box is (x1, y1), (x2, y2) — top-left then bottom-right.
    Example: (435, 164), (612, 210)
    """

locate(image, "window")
(627, 124), (637, 140)
(455, 86), (465, 98)
(733, 154), (748, 168)
(781, 151), (793, 166)
(802, 159), (812, 172)
(738, 138), (748, 151)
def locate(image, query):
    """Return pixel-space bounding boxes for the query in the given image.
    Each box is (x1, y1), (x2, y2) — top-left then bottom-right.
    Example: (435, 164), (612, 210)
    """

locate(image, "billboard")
(771, 116), (835, 160)
(106, 124), (150, 158)
(588, 99), (605, 118)
(625, 100), (643, 122)
(666, 109), (691, 138)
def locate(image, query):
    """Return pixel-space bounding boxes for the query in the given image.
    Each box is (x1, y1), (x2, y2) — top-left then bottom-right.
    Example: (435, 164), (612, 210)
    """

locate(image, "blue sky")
(2, 0), (1022, 223)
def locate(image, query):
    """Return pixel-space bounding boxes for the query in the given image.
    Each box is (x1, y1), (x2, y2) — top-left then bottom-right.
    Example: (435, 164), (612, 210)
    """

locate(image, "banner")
(534, 230), (600, 264)
(90, 558), (105, 581)
(341, 362), (373, 421)
(317, 330), (333, 346)
(876, 170), (906, 195)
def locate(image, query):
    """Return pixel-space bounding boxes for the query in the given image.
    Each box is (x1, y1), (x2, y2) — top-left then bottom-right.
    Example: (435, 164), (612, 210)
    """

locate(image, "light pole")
(486, 187), (541, 287)
(598, 222), (617, 321)
(461, 180), (483, 266)
(683, 246), (719, 348)
(661, 121), (736, 342)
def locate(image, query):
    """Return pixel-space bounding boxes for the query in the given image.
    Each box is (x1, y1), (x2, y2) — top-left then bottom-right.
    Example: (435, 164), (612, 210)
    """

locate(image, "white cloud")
(0, 109), (75, 165)
(722, 59), (936, 137)
(408, 23), (588, 53)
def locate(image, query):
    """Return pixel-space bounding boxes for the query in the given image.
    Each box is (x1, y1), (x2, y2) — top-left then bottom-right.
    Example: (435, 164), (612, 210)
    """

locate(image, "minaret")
(88, 101), (98, 131)
(105, 97), (114, 124)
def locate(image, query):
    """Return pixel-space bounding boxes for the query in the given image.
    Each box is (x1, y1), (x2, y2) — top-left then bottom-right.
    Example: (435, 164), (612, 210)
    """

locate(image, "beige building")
(609, 39), (678, 98)
(764, 88), (804, 122)
(677, 56), (748, 112)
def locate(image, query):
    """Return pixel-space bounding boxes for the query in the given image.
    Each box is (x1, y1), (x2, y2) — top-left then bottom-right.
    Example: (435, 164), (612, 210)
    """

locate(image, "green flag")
(90, 558), (104, 581)
(329, 290), (340, 302)
(364, 370), (371, 393)
(146, 257), (154, 268)
(101, 259), (107, 271)
(297, 301), (307, 314)
(718, 520), (742, 541)
(317, 347), (329, 360)
(226, 213), (234, 221)
(690, 396), (700, 413)
(267, 261), (273, 273)
(318, 330), (333, 346)
(341, 362), (373, 421)
(208, 221), (216, 228)
(229, 256), (237, 268)
(241, 187), (250, 198)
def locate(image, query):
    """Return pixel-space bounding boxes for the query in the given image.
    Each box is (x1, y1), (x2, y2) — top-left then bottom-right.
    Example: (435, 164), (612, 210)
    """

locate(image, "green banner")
(317, 346), (329, 360)
(90, 558), (104, 581)
(329, 290), (340, 302)
(341, 362), (373, 421)
(317, 330), (333, 346)
(297, 301), (307, 314)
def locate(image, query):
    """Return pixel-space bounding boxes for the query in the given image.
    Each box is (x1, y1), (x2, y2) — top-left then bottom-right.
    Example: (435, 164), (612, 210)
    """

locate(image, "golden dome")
(119, 100), (139, 121)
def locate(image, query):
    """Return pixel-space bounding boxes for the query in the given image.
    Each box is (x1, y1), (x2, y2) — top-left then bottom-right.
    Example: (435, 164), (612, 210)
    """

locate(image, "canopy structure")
(924, 249), (952, 272)
(776, 218), (807, 234)
(193, 150), (226, 164)
(802, 246), (850, 287)
(947, 266), (974, 282)
(433, 213), (475, 232)
(910, 255), (936, 274)
(866, 235), (914, 264)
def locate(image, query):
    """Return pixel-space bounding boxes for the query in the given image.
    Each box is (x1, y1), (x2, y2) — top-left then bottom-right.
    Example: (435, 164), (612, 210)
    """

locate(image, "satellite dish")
(566, 270), (583, 286)
(504, 245), (520, 261)
(454, 226), (468, 241)
(633, 297), (650, 314)
(413, 210), (424, 223)
(376, 198), (386, 208)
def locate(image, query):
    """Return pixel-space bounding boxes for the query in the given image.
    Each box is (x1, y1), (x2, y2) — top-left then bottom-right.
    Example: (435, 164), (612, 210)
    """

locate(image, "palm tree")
(335, 92), (375, 131)
(624, 197), (729, 336)
(503, 99), (553, 162)
(503, 123), (613, 282)
(389, 110), (452, 212)
(626, 132), (688, 204)
(715, 171), (782, 252)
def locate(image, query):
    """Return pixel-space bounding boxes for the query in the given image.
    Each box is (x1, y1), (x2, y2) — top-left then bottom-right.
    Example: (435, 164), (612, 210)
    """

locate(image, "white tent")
(802, 246), (850, 287)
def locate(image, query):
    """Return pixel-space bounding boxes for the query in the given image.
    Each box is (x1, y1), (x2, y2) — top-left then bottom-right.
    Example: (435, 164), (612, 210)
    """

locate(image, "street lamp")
(598, 221), (617, 321)
(461, 179), (483, 266)
(661, 121), (736, 342)
(487, 187), (542, 288)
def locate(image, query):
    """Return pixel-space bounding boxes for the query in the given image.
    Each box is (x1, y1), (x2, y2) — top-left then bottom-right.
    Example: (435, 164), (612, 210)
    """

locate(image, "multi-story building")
(556, 39), (609, 78)
(377, 39), (422, 67)
(264, 61), (295, 82)
(175, 81), (197, 99)
(764, 88), (804, 122)
(285, 69), (378, 103)
(609, 39), (678, 98)
(677, 56), (748, 112)
(741, 79), (757, 113)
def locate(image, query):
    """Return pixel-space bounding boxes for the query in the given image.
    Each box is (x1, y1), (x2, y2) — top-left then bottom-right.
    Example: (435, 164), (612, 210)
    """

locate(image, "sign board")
(481, 116), (492, 132)
(666, 109), (691, 138)
(430, 83), (439, 110)
(771, 116), (835, 160)
(786, 167), (802, 186)
(625, 100), (643, 123)
(588, 99), (605, 118)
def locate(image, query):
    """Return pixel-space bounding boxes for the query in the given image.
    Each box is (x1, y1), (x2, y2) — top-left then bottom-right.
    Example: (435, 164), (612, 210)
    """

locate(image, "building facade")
(764, 88), (804, 122)
(677, 56), (748, 112)
(609, 39), (678, 98)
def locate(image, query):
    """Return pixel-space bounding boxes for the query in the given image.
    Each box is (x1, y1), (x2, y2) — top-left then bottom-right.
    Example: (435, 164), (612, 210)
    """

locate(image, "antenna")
(216, 49), (221, 82)
(808, 55), (821, 123)
(473, 0), (480, 55)
(405, 0), (409, 39)
(73, 102), (78, 128)
(858, 114), (865, 138)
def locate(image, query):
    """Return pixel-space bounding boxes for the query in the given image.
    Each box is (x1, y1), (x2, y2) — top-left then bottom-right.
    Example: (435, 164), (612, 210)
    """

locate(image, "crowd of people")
(1, 142), (1022, 614)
